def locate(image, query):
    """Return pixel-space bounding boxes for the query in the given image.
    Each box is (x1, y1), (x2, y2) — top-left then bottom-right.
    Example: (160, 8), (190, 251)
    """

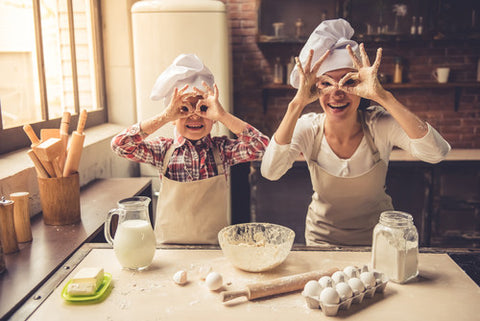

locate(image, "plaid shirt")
(111, 124), (269, 182)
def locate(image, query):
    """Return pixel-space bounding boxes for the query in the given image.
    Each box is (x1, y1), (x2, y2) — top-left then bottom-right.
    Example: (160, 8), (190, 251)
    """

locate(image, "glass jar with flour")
(371, 211), (419, 283)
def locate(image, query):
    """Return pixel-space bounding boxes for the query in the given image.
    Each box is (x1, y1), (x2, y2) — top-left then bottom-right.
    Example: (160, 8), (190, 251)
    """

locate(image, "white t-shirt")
(261, 106), (451, 179)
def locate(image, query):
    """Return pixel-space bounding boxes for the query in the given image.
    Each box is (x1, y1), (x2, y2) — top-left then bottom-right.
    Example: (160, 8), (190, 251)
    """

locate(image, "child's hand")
(338, 43), (387, 101)
(193, 82), (226, 121)
(163, 85), (195, 121)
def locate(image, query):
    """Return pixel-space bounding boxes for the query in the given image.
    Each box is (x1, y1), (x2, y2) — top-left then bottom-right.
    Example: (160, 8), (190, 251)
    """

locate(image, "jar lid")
(379, 210), (413, 227)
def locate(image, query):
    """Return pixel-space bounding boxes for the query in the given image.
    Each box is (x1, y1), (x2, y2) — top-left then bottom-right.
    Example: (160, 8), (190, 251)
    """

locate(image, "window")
(0, 0), (105, 154)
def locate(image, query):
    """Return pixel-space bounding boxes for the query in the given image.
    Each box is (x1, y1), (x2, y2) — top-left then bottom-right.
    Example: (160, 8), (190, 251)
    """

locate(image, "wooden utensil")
(23, 125), (55, 177)
(33, 138), (65, 177)
(220, 268), (338, 302)
(27, 150), (49, 178)
(40, 128), (60, 141)
(58, 112), (71, 172)
(63, 109), (87, 177)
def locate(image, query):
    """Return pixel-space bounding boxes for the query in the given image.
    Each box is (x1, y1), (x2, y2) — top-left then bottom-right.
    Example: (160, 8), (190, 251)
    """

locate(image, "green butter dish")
(61, 272), (112, 303)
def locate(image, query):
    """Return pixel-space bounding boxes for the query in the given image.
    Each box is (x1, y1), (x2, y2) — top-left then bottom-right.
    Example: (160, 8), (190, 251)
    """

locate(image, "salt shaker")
(10, 192), (32, 243)
(0, 196), (19, 254)
(371, 210), (419, 283)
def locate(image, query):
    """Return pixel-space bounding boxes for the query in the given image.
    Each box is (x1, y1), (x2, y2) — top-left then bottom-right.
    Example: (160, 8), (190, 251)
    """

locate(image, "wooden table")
(0, 178), (152, 320)
(9, 243), (480, 321)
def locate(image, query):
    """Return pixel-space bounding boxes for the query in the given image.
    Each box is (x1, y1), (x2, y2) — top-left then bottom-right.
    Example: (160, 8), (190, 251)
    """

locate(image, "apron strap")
(358, 110), (381, 163)
(162, 142), (225, 176)
(162, 144), (176, 176)
(310, 117), (325, 163)
(212, 147), (225, 175)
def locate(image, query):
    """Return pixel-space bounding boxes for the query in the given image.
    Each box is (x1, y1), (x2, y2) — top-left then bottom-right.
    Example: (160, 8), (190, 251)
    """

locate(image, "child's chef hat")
(290, 19), (359, 88)
(150, 54), (215, 104)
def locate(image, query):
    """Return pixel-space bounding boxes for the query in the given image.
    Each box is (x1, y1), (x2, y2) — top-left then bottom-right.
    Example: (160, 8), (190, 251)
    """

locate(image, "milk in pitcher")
(113, 219), (156, 270)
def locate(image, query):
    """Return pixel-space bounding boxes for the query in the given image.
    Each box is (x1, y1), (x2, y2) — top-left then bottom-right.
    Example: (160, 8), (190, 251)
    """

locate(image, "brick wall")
(225, 0), (480, 148)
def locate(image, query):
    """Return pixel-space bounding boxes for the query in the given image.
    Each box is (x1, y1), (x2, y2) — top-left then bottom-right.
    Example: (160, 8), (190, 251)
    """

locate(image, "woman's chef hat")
(290, 18), (359, 88)
(150, 53), (215, 105)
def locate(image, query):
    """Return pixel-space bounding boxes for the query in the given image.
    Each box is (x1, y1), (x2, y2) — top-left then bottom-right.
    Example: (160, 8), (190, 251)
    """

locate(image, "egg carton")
(302, 272), (388, 317)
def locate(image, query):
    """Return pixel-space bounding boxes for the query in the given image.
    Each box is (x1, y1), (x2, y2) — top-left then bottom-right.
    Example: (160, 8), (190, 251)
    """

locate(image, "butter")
(67, 267), (104, 296)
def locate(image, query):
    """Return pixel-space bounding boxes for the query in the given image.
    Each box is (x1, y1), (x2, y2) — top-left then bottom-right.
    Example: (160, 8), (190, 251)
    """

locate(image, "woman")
(112, 54), (269, 244)
(260, 19), (450, 246)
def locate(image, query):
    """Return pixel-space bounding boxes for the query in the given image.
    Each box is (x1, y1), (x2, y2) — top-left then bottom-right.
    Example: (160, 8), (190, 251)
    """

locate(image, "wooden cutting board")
(29, 249), (480, 321)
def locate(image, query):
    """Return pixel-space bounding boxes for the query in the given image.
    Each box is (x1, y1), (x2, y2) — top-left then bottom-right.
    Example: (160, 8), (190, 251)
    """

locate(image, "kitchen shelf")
(261, 82), (480, 112)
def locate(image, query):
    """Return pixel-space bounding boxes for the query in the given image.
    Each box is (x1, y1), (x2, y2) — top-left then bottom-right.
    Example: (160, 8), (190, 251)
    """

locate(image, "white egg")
(205, 272), (223, 291)
(348, 277), (365, 295)
(319, 287), (340, 305)
(373, 271), (384, 285)
(331, 271), (347, 284)
(343, 265), (359, 279)
(360, 271), (376, 289)
(318, 276), (333, 289)
(335, 282), (353, 301)
(199, 265), (213, 280)
(173, 270), (188, 285)
(303, 280), (322, 297)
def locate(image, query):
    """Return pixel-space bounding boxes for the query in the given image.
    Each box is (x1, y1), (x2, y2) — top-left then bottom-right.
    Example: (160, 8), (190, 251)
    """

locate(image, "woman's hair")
(358, 98), (371, 110)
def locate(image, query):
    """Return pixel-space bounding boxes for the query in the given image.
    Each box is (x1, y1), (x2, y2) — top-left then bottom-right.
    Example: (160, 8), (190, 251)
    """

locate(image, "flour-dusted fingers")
(338, 71), (359, 88)
(304, 49), (315, 74)
(347, 44), (362, 69)
(359, 43), (371, 67)
(202, 81), (215, 96)
(311, 49), (331, 76)
(338, 72), (360, 94)
(372, 47), (383, 73)
(295, 56), (305, 76)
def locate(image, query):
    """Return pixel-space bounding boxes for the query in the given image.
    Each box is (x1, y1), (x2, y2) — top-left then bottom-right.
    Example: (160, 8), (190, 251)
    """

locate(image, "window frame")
(0, 0), (106, 154)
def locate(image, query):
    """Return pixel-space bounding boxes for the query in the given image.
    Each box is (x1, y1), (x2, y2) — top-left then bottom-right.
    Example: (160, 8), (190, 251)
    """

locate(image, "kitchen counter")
(0, 177), (152, 320)
(9, 244), (480, 321)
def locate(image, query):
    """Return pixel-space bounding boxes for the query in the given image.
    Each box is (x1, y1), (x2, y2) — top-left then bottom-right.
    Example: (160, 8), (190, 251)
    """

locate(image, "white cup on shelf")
(433, 67), (450, 83)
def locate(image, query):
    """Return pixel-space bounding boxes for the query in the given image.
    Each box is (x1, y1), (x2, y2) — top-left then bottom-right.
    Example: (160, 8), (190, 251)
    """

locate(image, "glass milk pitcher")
(104, 196), (156, 270)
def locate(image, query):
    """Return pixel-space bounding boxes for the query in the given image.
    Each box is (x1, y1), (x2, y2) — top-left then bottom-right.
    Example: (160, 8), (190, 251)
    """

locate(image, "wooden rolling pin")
(23, 125), (55, 177)
(221, 268), (338, 302)
(58, 111), (71, 172)
(63, 109), (87, 177)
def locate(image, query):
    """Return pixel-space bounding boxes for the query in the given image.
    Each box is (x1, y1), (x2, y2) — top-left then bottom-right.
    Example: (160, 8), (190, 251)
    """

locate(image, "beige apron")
(155, 144), (229, 244)
(305, 111), (393, 246)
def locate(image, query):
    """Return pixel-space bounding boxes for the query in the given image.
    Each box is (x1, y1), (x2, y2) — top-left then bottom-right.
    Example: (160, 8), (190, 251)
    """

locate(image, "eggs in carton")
(302, 265), (388, 316)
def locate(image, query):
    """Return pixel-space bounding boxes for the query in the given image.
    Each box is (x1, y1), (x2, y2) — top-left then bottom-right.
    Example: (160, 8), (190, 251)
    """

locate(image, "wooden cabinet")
(250, 160), (480, 247)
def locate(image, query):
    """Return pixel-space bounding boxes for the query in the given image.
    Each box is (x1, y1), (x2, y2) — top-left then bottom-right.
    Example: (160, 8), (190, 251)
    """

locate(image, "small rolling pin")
(221, 268), (338, 302)
(63, 109), (87, 177)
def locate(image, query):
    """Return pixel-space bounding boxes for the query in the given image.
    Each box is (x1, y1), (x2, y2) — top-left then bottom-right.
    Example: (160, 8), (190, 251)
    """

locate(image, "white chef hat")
(150, 53), (215, 105)
(290, 18), (359, 88)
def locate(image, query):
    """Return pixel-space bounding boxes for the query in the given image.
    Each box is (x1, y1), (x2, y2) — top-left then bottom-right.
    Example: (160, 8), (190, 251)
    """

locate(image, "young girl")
(112, 54), (269, 244)
(261, 19), (450, 246)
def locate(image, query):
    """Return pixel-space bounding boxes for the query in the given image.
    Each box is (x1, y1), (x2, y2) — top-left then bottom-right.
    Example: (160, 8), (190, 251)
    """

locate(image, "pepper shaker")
(10, 192), (32, 243)
(0, 196), (19, 254)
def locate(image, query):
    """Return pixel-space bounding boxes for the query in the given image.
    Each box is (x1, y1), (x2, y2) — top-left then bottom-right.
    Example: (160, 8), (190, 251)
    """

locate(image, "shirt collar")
(175, 134), (213, 149)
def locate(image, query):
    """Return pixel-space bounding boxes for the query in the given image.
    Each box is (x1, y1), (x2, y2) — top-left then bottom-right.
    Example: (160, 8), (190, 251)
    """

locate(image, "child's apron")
(305, 111), (393, 246)
(155, 145), (229, 244)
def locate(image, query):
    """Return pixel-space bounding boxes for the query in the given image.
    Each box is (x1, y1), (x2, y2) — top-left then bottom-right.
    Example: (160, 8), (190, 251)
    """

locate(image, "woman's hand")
(193, 82), (226, 121)
(293, 49), (330, 107)
(339, 43), (388, 102)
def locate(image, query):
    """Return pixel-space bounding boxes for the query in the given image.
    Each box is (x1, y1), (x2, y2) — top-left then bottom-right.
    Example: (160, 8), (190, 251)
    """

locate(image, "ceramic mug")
(433, 67), (450, 83)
